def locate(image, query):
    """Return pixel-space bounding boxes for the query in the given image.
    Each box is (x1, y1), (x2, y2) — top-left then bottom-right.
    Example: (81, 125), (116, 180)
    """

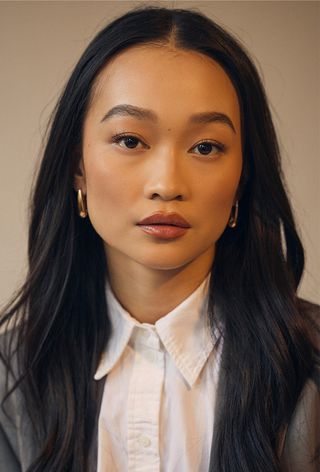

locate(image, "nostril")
(151, 194), (183, 200)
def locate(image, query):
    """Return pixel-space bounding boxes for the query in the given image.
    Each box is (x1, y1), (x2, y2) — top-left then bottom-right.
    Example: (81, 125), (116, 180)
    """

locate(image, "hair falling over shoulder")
(0, 6), (319, 472)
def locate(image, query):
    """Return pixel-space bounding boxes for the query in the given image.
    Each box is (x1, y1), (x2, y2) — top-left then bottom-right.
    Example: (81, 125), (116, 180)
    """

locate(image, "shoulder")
(0, 326), (19, 402)
(0, 325), (37, 470)
(298, 297), (320, 327)
(0, 325), (23, 429)
(0, 324), (31, 432)
(280, 298), (320, 471)
(281, 376), (320, 471)
(0, 328), (22, 470)
(298, 297), (320, 360)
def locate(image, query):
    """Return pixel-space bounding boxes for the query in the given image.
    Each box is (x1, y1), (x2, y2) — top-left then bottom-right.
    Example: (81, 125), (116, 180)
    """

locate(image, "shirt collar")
(94, 273), (220, 387)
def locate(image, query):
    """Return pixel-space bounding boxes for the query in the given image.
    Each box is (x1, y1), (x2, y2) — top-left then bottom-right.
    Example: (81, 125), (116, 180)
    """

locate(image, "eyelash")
(111, 133), (226, 157)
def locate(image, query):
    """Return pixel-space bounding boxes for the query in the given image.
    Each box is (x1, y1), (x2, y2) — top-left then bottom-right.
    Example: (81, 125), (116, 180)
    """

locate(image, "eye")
(111, 133), (146, 150)
(111, 134), (226, 156)
(191, 140), (226, 157)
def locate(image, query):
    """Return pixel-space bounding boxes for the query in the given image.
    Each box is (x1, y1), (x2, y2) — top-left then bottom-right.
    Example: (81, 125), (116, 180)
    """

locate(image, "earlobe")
(228, 200), (239, 228)
(77, 189), (88, 218)
(73, 159), (87, 193)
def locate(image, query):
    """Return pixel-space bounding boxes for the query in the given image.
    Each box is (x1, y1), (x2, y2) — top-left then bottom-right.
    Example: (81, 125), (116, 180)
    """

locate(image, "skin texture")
(74, 44), (243, 324)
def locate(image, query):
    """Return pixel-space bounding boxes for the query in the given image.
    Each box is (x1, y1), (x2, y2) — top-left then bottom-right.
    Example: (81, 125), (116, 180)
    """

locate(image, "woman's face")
(75, 45), (242, 273)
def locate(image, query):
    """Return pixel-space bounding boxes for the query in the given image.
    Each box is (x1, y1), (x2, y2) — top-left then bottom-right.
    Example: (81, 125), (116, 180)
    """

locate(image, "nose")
(143, 149), (189, 201)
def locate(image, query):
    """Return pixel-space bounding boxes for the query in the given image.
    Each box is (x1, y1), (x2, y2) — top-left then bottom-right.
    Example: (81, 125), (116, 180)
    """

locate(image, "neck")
(104, 245), (215, 324)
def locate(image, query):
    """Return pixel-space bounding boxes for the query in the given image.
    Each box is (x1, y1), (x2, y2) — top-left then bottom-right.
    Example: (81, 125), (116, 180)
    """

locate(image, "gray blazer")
(0, 307), (319, 472)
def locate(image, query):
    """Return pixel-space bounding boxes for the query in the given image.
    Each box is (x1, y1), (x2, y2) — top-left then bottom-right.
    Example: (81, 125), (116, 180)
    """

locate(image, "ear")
(236, 161), (249, 203)
(73, 158), (87, 194)
(234, 189), (241, 204)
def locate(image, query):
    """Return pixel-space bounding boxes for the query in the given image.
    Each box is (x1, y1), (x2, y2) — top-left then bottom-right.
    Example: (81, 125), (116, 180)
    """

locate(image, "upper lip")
(137, 212), (191, 228)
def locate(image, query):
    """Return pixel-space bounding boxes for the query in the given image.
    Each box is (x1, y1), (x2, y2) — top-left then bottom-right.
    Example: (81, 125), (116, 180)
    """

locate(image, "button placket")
(127, 327), (164, 471)
(138, 435), (151, 447)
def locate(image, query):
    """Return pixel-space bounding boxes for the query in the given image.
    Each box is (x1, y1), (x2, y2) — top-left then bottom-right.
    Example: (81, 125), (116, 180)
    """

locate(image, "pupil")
(198, 143), (212, 155)
(125, 137), (138, 148)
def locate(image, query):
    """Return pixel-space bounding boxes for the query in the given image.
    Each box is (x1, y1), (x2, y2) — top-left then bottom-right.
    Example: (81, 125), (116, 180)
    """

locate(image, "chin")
(135, 252), (198, 271)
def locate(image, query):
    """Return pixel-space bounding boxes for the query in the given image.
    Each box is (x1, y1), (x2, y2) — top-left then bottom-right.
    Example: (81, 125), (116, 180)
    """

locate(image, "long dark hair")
(0, 6), (318, 471)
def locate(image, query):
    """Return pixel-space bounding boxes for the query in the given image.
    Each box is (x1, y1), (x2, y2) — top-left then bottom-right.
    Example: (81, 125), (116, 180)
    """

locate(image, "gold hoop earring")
(77, 189), (88, 218)
(228, 200), (239, 228)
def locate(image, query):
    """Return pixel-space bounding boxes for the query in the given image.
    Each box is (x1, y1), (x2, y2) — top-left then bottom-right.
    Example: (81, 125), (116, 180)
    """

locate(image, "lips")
(137, 212), (191, 228)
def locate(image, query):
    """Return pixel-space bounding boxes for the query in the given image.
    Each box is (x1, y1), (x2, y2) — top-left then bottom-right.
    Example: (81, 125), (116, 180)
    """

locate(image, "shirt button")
(138, 435), (151, 447)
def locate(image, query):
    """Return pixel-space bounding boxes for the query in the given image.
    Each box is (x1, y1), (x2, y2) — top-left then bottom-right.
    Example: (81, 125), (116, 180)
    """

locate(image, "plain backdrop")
(0, 0), (319, 307)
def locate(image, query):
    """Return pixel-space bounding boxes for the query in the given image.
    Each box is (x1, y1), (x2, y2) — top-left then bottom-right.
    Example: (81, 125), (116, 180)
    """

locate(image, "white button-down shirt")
(94, 274), (222, 471)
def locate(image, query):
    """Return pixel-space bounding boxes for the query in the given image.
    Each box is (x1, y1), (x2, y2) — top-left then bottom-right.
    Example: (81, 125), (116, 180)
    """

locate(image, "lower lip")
(137, 224), (189, 239)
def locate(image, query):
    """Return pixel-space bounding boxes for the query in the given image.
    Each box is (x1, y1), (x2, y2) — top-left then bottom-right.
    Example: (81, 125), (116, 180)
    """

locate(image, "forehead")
(89, 45), (240, 129)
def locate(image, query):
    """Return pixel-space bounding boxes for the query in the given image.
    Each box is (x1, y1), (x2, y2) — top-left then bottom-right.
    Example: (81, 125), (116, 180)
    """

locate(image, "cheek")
(85, 155), (133, 214)
(201, 189), (232, 224)
(198, 167), (241, 231)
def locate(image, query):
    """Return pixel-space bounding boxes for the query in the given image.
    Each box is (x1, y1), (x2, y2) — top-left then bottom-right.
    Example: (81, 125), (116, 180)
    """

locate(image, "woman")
(0, 5), (319, 472)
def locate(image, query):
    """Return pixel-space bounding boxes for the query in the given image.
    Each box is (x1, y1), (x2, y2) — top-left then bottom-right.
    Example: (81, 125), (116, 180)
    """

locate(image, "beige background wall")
(0, 1), (319, 306)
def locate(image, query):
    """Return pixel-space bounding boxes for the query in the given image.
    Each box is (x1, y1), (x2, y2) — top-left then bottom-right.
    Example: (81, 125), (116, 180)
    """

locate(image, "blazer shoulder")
(280, 298), (320, 471)
(298, 297), (320, 322)
(0, 326), (38, 471)
(281, 376), (320, 472)
(0, 328), (21, 471)
(298, 297), (320, 355)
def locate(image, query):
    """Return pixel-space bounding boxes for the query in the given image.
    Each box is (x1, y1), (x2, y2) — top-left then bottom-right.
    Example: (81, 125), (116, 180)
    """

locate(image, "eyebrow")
(100, 104), (236, 133)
